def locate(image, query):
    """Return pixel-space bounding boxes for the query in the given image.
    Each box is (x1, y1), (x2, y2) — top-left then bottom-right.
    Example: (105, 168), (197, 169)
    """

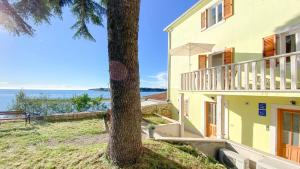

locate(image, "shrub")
(9, 90), (107, 116)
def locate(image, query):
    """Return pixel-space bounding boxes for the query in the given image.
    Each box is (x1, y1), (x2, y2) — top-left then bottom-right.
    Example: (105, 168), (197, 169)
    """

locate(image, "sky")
(0, 0), (198, 90)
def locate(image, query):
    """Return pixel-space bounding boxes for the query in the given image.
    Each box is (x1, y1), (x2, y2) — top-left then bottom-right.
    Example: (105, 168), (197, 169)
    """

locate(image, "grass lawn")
(142, 114), (170, 125)
(0, 119), (225, 169)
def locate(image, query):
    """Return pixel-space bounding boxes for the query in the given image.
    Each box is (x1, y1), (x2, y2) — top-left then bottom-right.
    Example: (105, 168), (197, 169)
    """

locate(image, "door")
(278, 109), (300, 163)
(206, 102), (217, 137)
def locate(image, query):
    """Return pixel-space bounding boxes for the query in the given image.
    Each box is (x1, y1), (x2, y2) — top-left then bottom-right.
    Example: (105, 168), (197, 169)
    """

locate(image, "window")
(217, 2), (223, 22)
(285, 34), (296, 53)
(208, 5), (216, 27)
(207, 1), (223, 28)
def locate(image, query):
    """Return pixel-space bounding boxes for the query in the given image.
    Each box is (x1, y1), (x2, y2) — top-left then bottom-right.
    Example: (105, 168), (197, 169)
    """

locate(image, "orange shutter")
(201, 10), (207, 30)
(224, 0), (233, 19)
(263, 35), (277, 57)
(224, 48), (234, 64)
(199, 55), (207, 69)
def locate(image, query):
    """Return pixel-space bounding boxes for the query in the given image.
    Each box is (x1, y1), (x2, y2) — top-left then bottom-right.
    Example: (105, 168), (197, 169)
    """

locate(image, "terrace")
(181, 51), (300, 94)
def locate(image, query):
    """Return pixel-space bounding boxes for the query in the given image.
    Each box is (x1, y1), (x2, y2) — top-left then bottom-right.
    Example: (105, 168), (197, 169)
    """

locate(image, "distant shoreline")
(89, 88), (167, 92)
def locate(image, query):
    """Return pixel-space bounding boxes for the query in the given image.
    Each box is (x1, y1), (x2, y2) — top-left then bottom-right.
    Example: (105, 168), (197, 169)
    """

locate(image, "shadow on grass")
(100, 147), (187, 169)
(170, 142), (219, 165)
(0, 125), (38, 138)
(132, 147), (186, 169)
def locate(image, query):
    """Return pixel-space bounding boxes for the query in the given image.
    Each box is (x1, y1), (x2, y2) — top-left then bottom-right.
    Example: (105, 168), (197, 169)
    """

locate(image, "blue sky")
(0, 0), (197, 90)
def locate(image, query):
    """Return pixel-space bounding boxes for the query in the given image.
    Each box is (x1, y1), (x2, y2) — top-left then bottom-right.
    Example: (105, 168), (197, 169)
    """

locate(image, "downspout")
(167, 31), (172, 101)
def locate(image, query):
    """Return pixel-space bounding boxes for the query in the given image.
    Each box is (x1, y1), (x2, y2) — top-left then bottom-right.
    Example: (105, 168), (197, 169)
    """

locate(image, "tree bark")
(107, 0), (142, 166)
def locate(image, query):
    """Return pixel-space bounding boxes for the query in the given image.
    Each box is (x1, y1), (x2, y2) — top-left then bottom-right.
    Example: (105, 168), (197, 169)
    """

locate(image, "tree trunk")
(107, 0), (142, 166)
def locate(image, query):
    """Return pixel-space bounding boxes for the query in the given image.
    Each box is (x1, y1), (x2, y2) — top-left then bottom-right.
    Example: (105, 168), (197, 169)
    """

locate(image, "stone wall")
(41, 112), (105, 122)
(141, 102), (172, 118)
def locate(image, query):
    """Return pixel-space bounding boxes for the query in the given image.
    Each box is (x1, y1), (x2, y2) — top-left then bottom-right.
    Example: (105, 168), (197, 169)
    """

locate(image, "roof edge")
(163, 0), (207, 32)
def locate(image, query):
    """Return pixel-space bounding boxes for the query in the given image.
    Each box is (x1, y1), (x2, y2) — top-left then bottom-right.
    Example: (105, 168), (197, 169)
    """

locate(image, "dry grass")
(0, 119), (225, 169)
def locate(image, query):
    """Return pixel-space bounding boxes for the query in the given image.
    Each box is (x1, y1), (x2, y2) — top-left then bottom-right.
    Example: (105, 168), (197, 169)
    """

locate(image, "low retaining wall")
(156, 137), (226, 157)
(42, 111), (105, 122)
(155, 122), (181, 137)
(141, 101), (172, 118)
(154, 137), (300, 169)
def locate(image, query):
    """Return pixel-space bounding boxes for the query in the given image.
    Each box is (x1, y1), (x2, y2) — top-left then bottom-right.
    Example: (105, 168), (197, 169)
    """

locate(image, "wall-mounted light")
(290, 100), (296, 105)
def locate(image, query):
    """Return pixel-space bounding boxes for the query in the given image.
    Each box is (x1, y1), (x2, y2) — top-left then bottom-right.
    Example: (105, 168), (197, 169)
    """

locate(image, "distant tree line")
(90, 87), (167, 92)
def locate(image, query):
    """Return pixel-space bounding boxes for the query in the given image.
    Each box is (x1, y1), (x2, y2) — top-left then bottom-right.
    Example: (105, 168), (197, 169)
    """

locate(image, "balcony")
(181, 52), (300, 93)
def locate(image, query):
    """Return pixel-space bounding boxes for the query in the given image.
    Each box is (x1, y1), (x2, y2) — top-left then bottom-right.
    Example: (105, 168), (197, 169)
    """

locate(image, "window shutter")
(224, 0), (233, 19)
(201, 10), (207, 30)
(263, 35), (277, 57)
(199, 55), (207, 69)
(224, 47), (234, 64)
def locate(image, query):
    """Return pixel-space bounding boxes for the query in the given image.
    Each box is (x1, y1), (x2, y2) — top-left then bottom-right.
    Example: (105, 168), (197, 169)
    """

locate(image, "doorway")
(206, 102), (217, 137)
(277, 109), (300, 163)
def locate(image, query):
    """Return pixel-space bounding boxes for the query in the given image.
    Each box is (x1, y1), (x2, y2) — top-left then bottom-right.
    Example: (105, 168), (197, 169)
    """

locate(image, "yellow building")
(164, 0), (300, 164)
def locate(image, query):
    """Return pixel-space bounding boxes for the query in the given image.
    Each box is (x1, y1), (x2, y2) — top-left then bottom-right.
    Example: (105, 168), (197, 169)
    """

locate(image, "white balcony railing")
(181, 52), (300, 92)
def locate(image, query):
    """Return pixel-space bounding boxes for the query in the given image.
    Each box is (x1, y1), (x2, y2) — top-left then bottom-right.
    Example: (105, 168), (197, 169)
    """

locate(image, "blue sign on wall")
(259, 109), (266, 116)
(259, 103), (266, 110)
(258, 103), (267, 117)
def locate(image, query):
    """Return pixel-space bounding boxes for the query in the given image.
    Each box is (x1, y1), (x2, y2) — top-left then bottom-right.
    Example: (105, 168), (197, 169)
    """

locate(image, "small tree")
(11, 90), (27, 112)
(71, 94), (92, 112)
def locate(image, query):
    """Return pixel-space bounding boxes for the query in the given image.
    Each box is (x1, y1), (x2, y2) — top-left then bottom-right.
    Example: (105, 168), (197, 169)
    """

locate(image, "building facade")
(165, 0), (300, 164)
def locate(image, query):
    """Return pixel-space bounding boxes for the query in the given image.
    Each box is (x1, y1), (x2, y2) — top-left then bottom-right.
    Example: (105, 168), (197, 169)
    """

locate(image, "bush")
(10, 90), (107, 116)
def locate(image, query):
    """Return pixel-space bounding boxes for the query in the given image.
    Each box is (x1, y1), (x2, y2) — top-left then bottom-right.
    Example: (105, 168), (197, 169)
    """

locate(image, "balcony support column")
(178, 93), (185, 137)
(216, 95), (225, 139)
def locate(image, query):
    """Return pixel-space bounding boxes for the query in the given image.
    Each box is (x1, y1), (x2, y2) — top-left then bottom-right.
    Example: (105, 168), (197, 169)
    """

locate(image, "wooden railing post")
(244, 63), (249, 90)
(208, 69), (212, 90)
(181, 74), (183, 90)
(252, 62), (257, 90)
(237, 64), (242, 90)
(192, 72), (195, 90)
(195, 71), (199, 90)
(186, 73), (189, 91)
(203, 70), (207, 90)
(270, 58), (276, 90)
(260, 60), (266, 90)
(280, 57), (286, 90)
(212, 68), (216, 90)
(199, 70), (203, 90)
(217, 66), (223, 90)
(291, 55), (298, 90)
(231, 65), (235, 90)
(225, 65), (229, 90)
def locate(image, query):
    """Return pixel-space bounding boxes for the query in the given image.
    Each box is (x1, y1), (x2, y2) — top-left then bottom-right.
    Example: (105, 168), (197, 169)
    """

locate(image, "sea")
(0, 89), (160, 111)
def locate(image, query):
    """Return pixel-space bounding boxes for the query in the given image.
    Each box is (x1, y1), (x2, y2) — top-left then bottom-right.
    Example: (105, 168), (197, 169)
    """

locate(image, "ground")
(0, 119), (225, 169)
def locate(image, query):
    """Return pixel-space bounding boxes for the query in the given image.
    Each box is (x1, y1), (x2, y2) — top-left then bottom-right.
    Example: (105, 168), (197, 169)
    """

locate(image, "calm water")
(0, 89), (159, 111)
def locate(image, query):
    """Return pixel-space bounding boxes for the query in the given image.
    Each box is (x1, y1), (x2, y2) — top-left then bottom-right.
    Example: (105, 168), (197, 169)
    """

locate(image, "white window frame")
(207, 1), (224, 28)
(208, 50), (225, 68)
(278, 28), (300, 55)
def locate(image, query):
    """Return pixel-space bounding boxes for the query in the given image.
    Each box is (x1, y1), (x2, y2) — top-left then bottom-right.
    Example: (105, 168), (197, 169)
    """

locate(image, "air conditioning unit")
(219, 148), (250, 169)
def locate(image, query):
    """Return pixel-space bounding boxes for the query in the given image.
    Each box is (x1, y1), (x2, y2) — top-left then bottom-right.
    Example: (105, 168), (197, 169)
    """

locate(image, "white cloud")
(141, 72), (168, 88)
